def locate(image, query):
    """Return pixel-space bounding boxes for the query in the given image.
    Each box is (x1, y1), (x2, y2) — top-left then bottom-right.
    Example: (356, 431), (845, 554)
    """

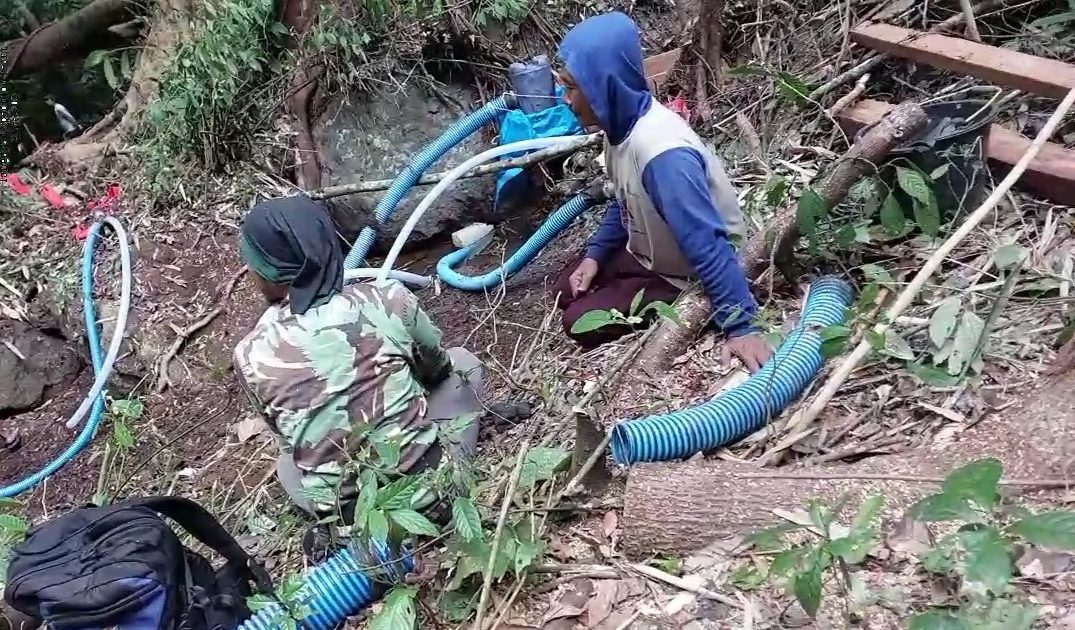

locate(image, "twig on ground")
(473, 437), (531, 630)
(826, 73), (870, 116)
(958, 0), (983, 41)
(155, 267), (246, 393)
(793, 88), (1075, 431)
(627, 562), (743, 609)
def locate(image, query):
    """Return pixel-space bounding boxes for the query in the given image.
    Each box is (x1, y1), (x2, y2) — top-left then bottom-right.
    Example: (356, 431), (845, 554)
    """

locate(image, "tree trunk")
(0, 0), (138, 80)
(622, 365), (1075, 558)
(279, 0), (323, 189)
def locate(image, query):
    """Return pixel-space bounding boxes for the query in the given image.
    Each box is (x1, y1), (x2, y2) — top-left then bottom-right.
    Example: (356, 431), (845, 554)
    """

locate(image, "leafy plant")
(906, 458), (1075, 627)
(571, 289), (682, 335)
(747, 494), (885, 618)
(247, 574), (315, 630)
(0, 498), (28, 581)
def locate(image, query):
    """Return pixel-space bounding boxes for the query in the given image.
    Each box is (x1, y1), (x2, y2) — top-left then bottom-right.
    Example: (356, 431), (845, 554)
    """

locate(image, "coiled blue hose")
(239, 545), (413, 630)
(437, 193), (598, 291)
(611, 277), (853, 465)
(344, 95), (514, 269)
(0, 221), (117, 497)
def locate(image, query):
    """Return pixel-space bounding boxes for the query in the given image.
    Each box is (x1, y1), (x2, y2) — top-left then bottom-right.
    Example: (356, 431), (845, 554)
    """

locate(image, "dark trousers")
(553, 249), (681, 349)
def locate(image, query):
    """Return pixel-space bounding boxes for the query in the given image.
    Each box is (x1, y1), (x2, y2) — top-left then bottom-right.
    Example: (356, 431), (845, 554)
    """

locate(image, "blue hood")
(558, 12), (652, 145)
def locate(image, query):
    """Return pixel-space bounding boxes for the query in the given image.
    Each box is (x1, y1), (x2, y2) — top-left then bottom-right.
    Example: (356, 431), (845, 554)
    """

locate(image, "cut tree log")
(838, 98), (1075, 207)
(0, 0), (140, 80)
(851, 22), (1075, 100)
(622, 365), (1075, 557)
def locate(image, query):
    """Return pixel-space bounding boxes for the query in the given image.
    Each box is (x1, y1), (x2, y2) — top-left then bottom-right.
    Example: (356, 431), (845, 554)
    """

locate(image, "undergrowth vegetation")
(737, 459), (1075, 628)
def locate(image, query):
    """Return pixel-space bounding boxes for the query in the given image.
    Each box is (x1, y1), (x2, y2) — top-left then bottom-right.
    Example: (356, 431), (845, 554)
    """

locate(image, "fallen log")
(623, 366), (1075, 557)
(838, 98), (1075, 207)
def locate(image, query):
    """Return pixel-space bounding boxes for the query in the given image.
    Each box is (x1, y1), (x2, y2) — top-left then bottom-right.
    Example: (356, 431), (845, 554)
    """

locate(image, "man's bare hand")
(569, 257), (600, 297)
(722, 333), (773, 374)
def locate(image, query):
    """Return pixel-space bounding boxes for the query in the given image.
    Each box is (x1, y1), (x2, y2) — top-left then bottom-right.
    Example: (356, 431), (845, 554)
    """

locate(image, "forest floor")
(4, 0), (1075, 628)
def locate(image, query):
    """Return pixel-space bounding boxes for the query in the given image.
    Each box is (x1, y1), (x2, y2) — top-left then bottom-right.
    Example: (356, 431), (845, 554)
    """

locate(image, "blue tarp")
(495, 89), (583, 210)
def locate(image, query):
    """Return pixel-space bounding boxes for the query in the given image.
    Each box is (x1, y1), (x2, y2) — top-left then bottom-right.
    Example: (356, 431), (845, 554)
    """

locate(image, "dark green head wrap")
(240, 196), (343, 315)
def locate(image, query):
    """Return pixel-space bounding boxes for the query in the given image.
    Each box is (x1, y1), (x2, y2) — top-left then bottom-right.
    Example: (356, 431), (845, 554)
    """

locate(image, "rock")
(0, 319), (82, 416)
(315, 84), (498, 255)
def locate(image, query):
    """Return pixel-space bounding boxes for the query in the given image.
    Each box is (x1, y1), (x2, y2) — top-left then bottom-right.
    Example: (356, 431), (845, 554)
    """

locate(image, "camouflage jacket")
(233, 281), (453, 511)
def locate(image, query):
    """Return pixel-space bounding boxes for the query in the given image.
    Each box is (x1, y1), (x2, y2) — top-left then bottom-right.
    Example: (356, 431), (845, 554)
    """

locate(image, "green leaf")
(374, 439), (402, 470)
(994, 243), (1028, 270)
(369, 585), (417, 630)
(750, 523), (802, 552)
(880, 192), (906, 235)
(836, 224), (857, 248)
(909, 609), (968, 630)
(796, 189), (826, 240)
(119, 50), (132, 80)
(793, 553), (823, 617)
(113, 419), (135, 450)
(776, 72), (811, 105)
(103, 58), (119, 89)
(948, 310), (985, 375)
(518, 447), (570, 489)
(852, 495), (884, 533)
(859, 263), (895, 286)
(910, 493), (979, 522)
(1011, 511), (1075, 550)
(942, 458), (1002, 510)
(629, 289), (645, 317)
(907, 362), (961, 387)
(514, 539), (543, 574)
(646, 301), (683, 326)
(728, 563), (767, 590)
(913, 197), (941, 237)
(879, 330), (916, 361)
(111, 398), (144, 420)
(769, 546), (805, 578)
(765, 176), (789, 207)
(826, 531), (874, 564)
(820, 324), (849, 359)
(865, 329), (885, 352)
(929, 297), (962, 348)
(930, 164), (951, 180)
(571, 310), (614, 334)
(0, 514), (28, 534)
(388, 509), (440, 537)
(897, 166), (932, 205)
(378, 475), (422, 511)
(367, 510), (390, 544)
(960, 527), (1011, 594)
(451, 497), (483, 543)
(85, 49), (109, 68)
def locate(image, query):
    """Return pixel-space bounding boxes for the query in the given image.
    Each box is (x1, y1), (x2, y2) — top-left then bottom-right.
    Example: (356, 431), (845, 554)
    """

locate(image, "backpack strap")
(113, 496), (274, 593)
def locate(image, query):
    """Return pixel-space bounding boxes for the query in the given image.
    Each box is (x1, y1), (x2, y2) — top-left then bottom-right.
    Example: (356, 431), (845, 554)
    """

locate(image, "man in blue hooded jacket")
(552, 11), (772, 372)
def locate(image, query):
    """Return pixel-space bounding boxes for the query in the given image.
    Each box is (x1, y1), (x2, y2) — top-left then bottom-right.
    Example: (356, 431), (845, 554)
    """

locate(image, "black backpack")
(4, 496), (273, 630)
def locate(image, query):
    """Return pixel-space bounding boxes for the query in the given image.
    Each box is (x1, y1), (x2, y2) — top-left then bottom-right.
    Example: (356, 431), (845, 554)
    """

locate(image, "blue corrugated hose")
(344, 95), (514, 269)
(238, 545), (413, 630)
(0, 222), (116, 497)
(610, 277), (853, 465)
(437, 193), (598, 291)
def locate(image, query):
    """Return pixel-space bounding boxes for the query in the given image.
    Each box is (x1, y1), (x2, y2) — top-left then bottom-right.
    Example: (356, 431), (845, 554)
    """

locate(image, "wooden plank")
(837, 98), (1075, 206)
(851, 22), (1075, 100)
(643, 47), (682, 92)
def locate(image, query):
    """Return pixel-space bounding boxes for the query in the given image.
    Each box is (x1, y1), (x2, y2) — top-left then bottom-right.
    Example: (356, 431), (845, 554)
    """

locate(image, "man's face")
(556, 70), (599, 129)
